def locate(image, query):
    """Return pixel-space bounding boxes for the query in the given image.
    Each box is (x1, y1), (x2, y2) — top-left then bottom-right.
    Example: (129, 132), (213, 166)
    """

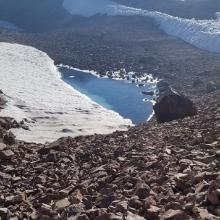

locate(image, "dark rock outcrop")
(153, 82), (197, 123)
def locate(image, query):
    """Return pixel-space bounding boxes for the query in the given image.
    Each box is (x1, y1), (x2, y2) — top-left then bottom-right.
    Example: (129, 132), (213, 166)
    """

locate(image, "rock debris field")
(0, 11), (220, 220)
(0, 89), (219, 219)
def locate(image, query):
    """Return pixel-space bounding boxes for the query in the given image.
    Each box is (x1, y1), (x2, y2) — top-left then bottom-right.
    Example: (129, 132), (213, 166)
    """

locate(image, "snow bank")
(63, 0), (220, 53)
(0, 43), (132, 143)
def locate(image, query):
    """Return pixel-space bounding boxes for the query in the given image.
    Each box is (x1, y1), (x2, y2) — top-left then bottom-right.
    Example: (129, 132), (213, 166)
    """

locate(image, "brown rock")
(207, 176), (220, 205)
(39, 203), (53, 216)
(146, 205), (160, 220)
(0, 149), (14, 160)
(3, 132), (15, 145)
(174, 173), (190, 190)
(77, 215), (89, 220)
(153, 86), (197, 123)
(95, 195), (115, 208)
(0, 142), (6, 151)
(161, 209), (189, 220)
(128, 196), (143, 209)
(95, 213), (122, 220)
(135, 182), (150, 199)
(207, 189), (220, 205)
(165, 202), (183, 211)
(55, 198), (71, 211)
(69, 189), (83, 204)
(0, 208), (10, 219)
(197, 208), (218, 220)
(0, 171), (11, 179)
(127, 211), (145, 220)
(86, 209), (100, 219)
(115, 200), (128, 213)
(5, 194), (22, 205)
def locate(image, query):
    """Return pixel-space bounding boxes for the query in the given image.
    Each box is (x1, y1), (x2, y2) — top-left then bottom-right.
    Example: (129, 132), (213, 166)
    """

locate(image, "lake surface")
(60, 67), (156, 124)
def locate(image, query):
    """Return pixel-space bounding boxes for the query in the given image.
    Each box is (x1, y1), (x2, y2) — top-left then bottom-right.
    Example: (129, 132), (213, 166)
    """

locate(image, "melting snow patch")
(0, 43), (132, 143)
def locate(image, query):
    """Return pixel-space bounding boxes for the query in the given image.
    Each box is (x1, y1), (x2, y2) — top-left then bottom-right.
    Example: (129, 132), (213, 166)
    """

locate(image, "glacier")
(0, 43), (132, 143)
(63, 0), (220, 53)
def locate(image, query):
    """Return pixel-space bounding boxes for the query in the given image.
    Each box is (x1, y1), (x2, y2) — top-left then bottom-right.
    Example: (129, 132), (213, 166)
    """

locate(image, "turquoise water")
(60, 67), (155, 124)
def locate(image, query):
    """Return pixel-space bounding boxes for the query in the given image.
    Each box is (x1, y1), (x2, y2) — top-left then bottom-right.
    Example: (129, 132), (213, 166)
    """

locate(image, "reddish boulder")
(154, 83), (197, 123)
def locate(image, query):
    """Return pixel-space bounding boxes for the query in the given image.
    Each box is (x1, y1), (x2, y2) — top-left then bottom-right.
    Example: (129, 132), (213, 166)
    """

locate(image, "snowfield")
(63, 0), (220, 53)
(0, 43), (132, 143)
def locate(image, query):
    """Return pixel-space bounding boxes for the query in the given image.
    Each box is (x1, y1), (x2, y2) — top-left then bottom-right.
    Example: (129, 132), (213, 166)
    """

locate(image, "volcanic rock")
(162, 209), (189, 220)
(3, 132), (15, 145)
(135, 182), (150, 199)
(146, 205), (160, 220)
(0, 143), (6, 151)
(207, 176), (220, 205)
(77, 214), (90, 220)
(153, 86), (197, 123)
(55, 198), (71, 211)
(0, 208), (10, 219)
(0, 149), (14, 160)
(5, 194), (23, 206)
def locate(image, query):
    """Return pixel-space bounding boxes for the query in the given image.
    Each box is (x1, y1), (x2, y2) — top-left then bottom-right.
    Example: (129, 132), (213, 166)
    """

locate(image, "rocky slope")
(0, 87), (219, 219)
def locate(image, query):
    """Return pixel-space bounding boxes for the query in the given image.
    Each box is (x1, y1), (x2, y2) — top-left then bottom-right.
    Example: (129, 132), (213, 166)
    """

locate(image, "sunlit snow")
(0, 43), (132, 143)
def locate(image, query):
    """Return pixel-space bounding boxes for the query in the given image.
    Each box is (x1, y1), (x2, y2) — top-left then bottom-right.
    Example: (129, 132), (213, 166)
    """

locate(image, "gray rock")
(0, 208), (10, 219)
(0, 149), (14, 160)
(5, 194), (22, 205)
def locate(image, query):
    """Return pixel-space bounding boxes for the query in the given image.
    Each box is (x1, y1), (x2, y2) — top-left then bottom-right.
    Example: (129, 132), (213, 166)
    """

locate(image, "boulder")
(3, 132), (16, 145)
(0, 208), (10, 219)
(55, 198), (71, 211)
(85, 209), (100, 219)
(0, 143), (6, 151)
(161, 209), (189, 220)
(127, 212), (145, 220)
(146, 205), (160, 220)
(5, 194), (23, 206)
(95, 213), (122, 220)
(153, 84), (197, 123)
(135, 182), (150, 199)
(77, 214), (89, 220)
(207, 176), (220, 205)
(0, 149), (14, 160)
(95, 195), (115, 208)
(115, 201), (128, 213)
